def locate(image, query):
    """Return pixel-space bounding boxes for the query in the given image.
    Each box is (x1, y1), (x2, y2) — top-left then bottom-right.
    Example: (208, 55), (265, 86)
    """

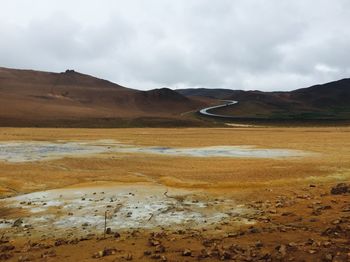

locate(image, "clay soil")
(0, 127), (350, 261)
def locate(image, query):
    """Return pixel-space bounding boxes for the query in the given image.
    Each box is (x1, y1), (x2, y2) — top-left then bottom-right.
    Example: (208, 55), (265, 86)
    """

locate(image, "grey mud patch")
(0, 140), (312, 163)
(0, 184), (254, 238)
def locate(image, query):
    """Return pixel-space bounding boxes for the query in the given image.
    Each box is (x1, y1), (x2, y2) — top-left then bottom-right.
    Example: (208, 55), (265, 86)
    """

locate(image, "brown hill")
(0, 67), (210, 127)
(178, 79), (350, 120)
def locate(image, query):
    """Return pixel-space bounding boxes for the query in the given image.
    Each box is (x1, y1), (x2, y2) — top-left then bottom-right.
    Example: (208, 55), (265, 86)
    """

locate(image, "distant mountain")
(0, 67), (210, 127)
(176, 88), (240, 100)
(179, 79), (350, 120)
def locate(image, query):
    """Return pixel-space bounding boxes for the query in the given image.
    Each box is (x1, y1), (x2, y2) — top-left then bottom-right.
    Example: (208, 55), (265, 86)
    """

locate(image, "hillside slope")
(0, 67), (209, 127)
(178, 79), (350, 120)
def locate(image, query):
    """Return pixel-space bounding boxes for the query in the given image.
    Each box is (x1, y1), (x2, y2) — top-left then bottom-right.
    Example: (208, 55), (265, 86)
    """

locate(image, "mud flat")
(0, 183), (254, 239)
(0, 140), (312, 163)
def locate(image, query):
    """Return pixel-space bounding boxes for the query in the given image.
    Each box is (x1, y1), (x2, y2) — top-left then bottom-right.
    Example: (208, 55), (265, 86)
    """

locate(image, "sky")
(1, 0), (350, 91)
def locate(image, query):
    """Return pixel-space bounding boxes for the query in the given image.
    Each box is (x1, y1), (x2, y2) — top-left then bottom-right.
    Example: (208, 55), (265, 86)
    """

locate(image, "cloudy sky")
(1, 0), (350, 91)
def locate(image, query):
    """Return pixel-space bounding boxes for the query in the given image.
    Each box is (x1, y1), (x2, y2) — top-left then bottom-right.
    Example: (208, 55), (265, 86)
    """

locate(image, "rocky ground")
(0, 182), (349, 261)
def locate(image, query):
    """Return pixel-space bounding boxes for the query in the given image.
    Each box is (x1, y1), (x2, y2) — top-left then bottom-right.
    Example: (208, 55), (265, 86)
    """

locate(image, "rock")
(103, 248), (117, 256)
(0, 253), (12, 260)
(331, 219), (341, 225)
(249, 227), (261, 234)
(322, 225), (343, 237)
(105, 227), (112, 234)
(324, 254), (333, 261)
(125, 253), (133, 260)
(18, 255), (35, 262)
(276, 244), (287, 257)
(114, 232), (121, 238)
(155, 244), (165, 253)
(92, 251), (104, 259)
(323, 241), (332, 247)
(149, 238), (161, 246)
(255, 241), (263, 248)
(69, 239), (79, 245)
(288, 242), (297, 247)
(92, 248), (117, 259)
(13, 218), (23, 227)
(54, 239), (67, 246)
(182, 249), (192, 256)
(0, 245), (15, 252)
(331, 183), (350, 195)
(150, 254), (161, 259)
(161, 255), (167, 261)
(41, 250), (56, 258)
(144, 250), (152, 256)
(220, 250), (232, 260)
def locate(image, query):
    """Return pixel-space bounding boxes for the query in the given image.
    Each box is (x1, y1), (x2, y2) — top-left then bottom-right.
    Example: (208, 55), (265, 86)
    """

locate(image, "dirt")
(0, 127), (349, 261)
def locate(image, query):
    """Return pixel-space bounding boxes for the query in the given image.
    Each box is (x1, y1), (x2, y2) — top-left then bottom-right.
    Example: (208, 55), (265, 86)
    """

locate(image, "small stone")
(13, 218), (23, 227)
(150, 254), (161, 259)
(54, 239), (67, 246)
(227, 232), (240, 237)
(332, 219), (341, 225)
(255, 241), (263, 248)
(149, 239), (161, 246)
(155, 245), (165, 253)
(103, 248), (117, 256)
(105, 227), (112, 234)
(276, 244), (287, 257)
(92, 251), (104, 259)
(41, 250), (56, 258)
(325, 254), (333, 261)
(0, 245), (15, 252)
(125, 253), (133, 260)
(144, 250), (152, 256)
(323, 241), (332, 247)
(182, 249), (192, 256)
(18, 255), (35, 262)
(331, 183), (350, 195)
(114, 232), (121, 238)
(220, 250), (232, 260)
(249, 227), (260, 233)
(0, 253), (13, 260)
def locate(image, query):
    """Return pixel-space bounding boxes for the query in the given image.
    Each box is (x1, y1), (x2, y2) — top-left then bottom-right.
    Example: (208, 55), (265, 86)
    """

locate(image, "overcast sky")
(1, 0), (350, 91)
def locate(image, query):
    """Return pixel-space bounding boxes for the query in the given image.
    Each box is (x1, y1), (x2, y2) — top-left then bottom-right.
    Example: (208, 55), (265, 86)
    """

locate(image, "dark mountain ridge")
(178, 78), (350, 120)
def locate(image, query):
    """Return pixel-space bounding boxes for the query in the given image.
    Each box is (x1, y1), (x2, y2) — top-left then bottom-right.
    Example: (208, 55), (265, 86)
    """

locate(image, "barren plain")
(0, 127), (349, 261)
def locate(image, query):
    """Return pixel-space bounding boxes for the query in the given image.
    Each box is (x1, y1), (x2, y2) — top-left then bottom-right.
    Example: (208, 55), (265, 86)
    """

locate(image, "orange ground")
(0, 127), (349, 261)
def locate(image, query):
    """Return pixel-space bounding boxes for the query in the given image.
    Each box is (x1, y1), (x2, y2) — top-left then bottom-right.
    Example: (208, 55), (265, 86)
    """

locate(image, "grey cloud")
(0, 0), (349, 91)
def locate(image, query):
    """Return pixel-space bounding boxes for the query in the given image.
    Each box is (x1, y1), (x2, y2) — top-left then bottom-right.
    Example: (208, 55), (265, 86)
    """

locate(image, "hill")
(0, 67), (211, 127)
(178, 79), (350, 121)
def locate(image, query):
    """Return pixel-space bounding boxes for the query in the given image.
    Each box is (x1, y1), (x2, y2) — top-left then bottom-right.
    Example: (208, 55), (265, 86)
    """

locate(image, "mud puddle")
(0, 183), (253, 238)
(0, 140), (312, 163)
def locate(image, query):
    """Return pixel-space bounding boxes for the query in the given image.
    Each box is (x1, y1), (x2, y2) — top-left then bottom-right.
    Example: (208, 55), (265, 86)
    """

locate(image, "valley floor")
(0, 127), (349, 261)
